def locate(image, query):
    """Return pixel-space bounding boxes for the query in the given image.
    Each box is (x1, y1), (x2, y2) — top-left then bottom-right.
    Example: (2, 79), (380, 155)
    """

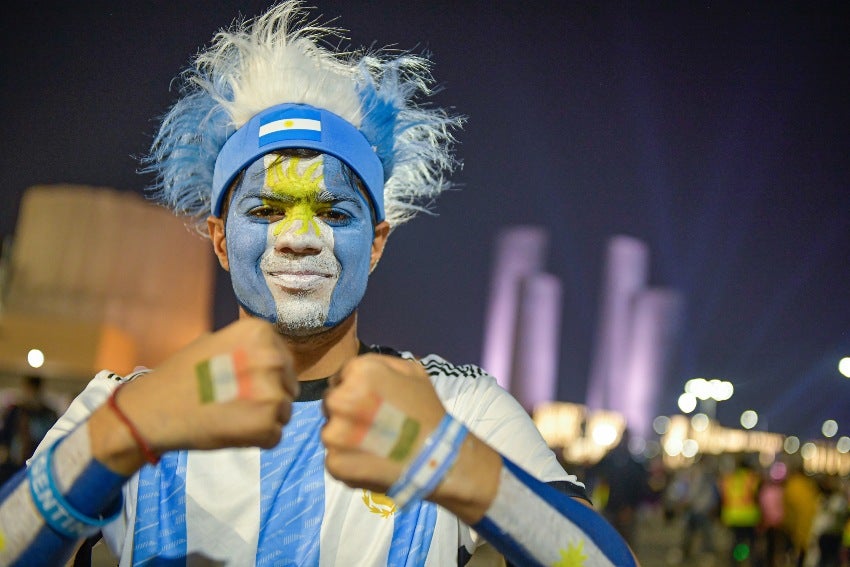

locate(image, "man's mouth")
(266, 270), (332, 291)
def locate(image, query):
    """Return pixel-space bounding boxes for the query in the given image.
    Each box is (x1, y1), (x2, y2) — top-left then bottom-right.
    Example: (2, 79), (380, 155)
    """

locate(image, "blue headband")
(212, 103), (385, 222)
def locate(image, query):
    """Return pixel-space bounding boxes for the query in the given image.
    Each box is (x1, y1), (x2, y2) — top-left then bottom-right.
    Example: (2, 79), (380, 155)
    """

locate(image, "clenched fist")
(321, 354), (447, 493)
(90, 318), (299, 473)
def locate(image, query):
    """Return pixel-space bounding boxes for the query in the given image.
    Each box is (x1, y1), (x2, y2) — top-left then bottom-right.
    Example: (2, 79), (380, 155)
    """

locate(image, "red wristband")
(107, 384), (160, 465)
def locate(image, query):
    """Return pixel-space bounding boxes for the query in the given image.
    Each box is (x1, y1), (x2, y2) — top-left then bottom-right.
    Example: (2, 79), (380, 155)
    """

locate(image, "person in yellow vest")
(720, 454), (762, 564)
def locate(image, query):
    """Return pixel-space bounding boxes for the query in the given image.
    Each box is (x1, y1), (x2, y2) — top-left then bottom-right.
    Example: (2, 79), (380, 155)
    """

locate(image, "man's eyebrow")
(255, 189), (359, 204)
(255, 192), (296, 204)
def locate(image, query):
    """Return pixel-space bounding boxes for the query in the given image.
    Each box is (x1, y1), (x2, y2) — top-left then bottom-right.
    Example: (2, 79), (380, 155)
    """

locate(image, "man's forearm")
(0, 423), (127, 566)
(471, 457), (638, 567)
(428, 428), (637, 567)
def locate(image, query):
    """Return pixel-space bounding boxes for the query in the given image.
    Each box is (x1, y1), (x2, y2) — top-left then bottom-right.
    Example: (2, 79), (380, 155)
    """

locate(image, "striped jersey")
(37, 349), (584, 566)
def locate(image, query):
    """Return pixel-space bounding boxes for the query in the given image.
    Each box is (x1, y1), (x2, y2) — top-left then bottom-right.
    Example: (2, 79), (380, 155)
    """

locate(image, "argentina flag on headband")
(258, 107), (322, 146)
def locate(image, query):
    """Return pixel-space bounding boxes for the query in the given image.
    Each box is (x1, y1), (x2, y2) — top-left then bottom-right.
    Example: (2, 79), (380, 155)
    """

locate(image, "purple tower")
(586, 235), (682, 441)
(510, 273), (563, 413)
(481, 226), (550, 392)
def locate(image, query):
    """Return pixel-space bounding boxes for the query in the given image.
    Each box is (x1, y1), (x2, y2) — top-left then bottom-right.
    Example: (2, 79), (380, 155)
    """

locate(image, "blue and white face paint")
(225, 152), (374, 336)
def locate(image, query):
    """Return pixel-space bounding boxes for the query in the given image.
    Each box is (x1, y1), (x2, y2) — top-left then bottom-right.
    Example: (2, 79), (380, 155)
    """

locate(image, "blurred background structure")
(584, 235), (682, 442)
(0, 185), (212, 401)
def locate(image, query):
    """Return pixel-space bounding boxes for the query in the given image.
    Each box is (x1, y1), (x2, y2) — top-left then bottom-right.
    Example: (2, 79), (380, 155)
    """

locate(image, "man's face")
(224, 152), (375, 336)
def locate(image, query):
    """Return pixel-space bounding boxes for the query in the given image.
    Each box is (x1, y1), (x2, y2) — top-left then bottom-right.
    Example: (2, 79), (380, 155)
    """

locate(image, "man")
(0, 2), (637, 565)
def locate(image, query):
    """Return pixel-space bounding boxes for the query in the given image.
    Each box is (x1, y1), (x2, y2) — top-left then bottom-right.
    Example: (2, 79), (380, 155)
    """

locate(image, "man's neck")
(284, 315), (361, 380)
(237, 309), (361, 381)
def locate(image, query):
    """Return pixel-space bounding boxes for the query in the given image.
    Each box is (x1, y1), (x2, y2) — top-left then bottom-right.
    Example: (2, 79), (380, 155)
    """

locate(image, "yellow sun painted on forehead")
(264, 155), (330, 237)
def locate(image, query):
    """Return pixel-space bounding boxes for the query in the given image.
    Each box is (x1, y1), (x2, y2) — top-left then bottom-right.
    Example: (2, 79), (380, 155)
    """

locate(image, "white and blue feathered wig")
(142, 0), (463, 234)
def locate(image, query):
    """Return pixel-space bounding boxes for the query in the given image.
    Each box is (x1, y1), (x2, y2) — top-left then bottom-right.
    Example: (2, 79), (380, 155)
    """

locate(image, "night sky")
(1, 1), (848, 441)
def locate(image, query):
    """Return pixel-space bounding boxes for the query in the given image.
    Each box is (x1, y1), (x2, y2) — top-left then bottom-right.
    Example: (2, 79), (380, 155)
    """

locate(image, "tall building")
(481, 229), (682, 442)
(585, 235), (682, 441)
(480, 225), (562, 413)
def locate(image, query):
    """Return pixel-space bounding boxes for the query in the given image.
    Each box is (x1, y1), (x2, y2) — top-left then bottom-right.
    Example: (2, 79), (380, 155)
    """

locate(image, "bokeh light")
(664, 437), (683, 456)
(643, 440), (661, 459)
(784, 436), (800, 454)
(822, 420), (839, 438)
(684, 378), (734, 401)
(682, 439), (699, 458)
(27, 348), (44, 368)
(733, 544), (750, 561)
(690, 413), (710, 432)
(769, 461), (787, 481)
(678, 393), (697, 414)
(839, 357), (850, 378)
(628, 436), (647, 456)
(653, 415), (671, 435)
(801, 442), (817, 460)
(591, 422), (619, 447)
(740, 410), (758, 430)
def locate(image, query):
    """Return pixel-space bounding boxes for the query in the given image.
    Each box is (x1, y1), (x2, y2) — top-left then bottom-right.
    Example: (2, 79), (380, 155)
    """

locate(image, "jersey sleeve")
(415, 355), (634, 566)
(29, 370), (127, 462)
(0, 369), (147, 566)
(419, 354), (583, 492)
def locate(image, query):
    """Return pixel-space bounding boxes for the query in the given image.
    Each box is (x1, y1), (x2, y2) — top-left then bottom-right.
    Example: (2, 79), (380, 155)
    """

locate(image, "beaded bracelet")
(28, 440), (123, 539)
(107, 384), (160, 465)
(387, 413), (468, 510)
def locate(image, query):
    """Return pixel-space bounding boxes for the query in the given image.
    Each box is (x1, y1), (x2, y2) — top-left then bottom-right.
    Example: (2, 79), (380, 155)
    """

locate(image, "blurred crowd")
(582, 436), (850, 566)
(0, 375), (58, 484)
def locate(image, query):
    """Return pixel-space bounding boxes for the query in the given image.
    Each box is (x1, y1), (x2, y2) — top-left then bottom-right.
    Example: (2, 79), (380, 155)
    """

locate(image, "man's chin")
(271, 308), (325, 335)
(272, 306), (357, 342)
(274, 319), (326, 338)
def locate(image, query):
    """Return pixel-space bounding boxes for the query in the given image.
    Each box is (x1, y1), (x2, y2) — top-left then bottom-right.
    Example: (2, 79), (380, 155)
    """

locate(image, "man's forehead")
(239, 151), (358, 194)
(261, 151), (325, 176)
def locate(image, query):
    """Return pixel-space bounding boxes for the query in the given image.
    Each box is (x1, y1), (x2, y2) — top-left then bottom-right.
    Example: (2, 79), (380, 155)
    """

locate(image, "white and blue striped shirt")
(36, 350), (583, 566)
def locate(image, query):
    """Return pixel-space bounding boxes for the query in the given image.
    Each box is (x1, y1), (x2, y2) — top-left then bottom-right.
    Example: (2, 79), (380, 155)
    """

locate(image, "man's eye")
(248, 205), (285, 219)
(318, 209), (350, 224)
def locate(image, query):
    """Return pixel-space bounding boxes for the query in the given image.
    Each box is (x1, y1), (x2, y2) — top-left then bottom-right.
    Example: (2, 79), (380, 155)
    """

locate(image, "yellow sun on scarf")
(552, 540), (588, 567)
(265, 156), (329, 237)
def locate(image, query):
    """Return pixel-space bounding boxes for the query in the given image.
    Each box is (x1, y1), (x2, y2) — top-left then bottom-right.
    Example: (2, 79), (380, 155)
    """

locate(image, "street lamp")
(684, 378), (734, 419)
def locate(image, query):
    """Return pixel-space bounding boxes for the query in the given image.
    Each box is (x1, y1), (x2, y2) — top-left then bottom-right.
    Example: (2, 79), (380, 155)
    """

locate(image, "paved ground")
(88, 504), (800, 566)
(632, 506), (732, 566)
(87, 511), (734, 566)
(631, 506), (801, 567)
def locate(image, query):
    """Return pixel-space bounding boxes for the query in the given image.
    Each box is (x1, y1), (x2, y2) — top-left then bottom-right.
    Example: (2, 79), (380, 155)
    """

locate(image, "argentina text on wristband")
(27, 442), (121, 539)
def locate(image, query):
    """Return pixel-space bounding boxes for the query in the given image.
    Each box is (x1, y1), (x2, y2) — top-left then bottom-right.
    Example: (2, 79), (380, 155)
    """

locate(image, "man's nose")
(273, 218), (324, 255)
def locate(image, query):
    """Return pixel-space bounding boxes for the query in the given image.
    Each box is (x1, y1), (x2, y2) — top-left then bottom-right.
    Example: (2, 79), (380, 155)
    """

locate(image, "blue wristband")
(409, 419), (467, 503)
(28, 440), (123, 539)
(387, 414), (453, 503)
(387, 413), (468, 510)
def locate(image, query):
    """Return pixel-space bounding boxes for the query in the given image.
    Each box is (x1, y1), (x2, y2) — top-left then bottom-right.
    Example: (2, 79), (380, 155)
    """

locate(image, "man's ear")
(207, 215), (230, 271)
(370, 221), (391, 273)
